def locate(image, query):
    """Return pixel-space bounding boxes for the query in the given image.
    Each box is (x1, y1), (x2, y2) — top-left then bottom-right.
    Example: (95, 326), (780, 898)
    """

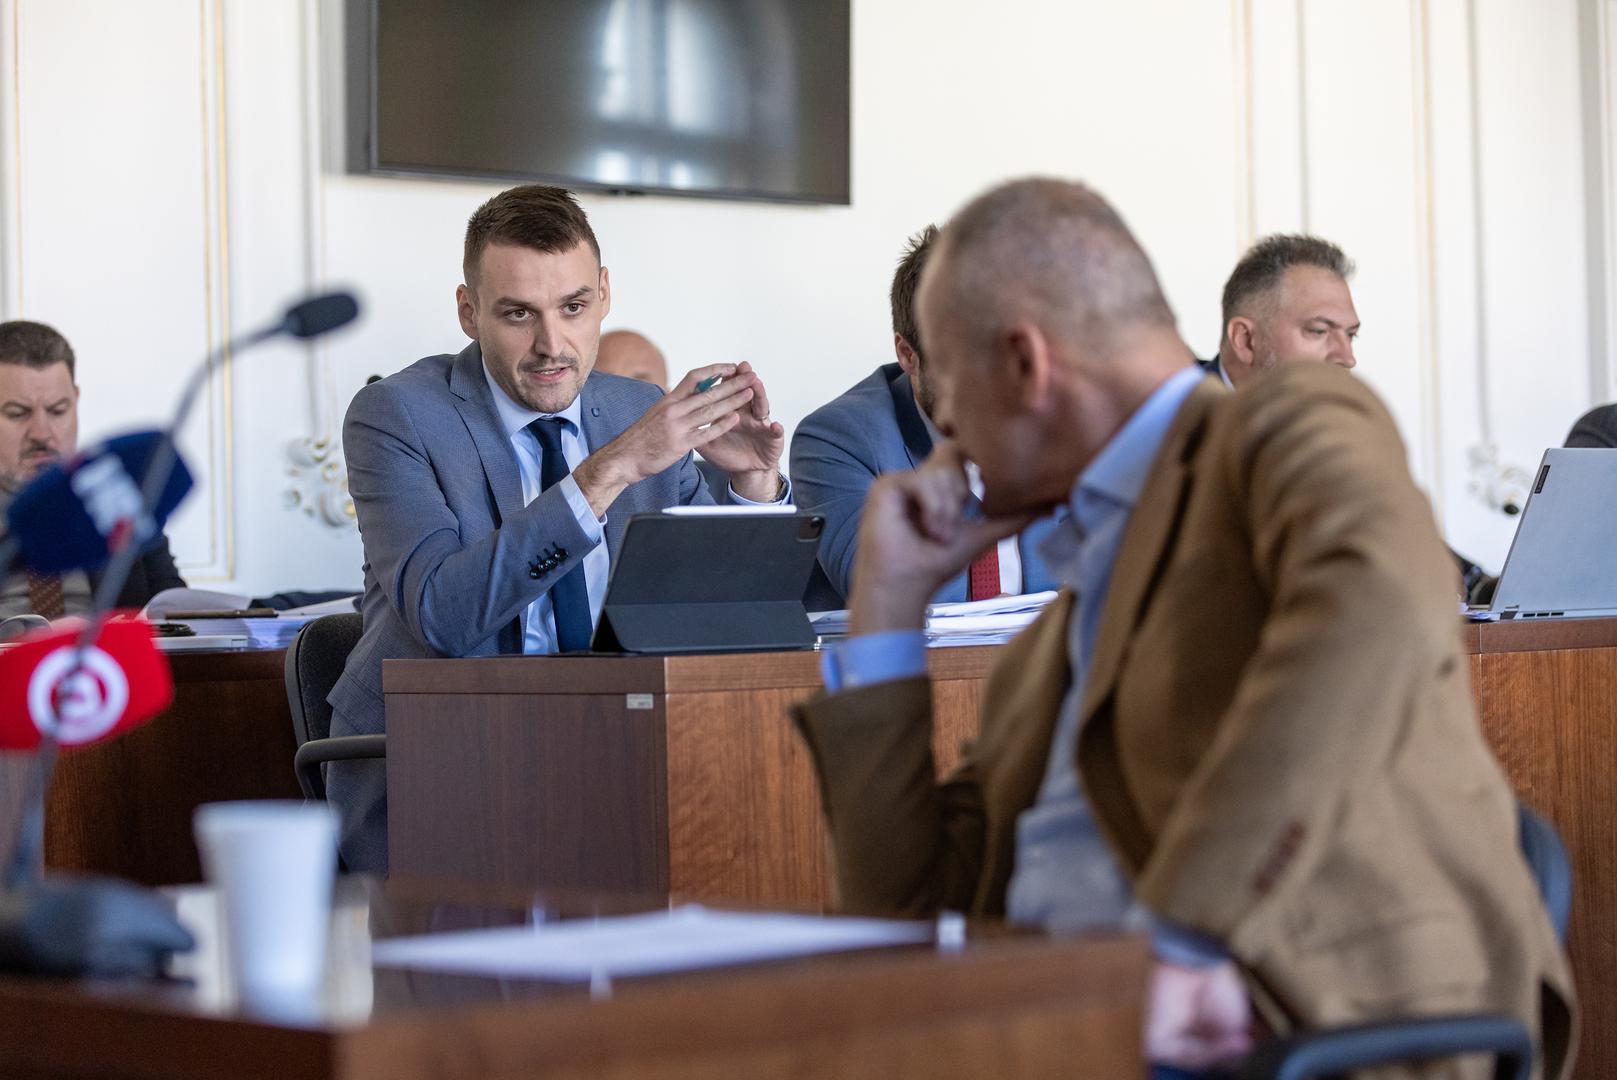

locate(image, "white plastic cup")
(194, 800), (338, 1011)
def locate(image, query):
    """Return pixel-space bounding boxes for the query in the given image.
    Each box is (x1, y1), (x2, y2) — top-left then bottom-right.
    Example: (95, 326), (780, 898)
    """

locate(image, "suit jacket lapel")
(887, 367), (934, 468)
(449, 343), (524, 526)
(1079, 381), (1222, 725)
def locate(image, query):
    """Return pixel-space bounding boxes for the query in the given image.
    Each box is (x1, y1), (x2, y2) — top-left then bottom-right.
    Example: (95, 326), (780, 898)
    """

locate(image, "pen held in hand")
(695, 375), (723, 393)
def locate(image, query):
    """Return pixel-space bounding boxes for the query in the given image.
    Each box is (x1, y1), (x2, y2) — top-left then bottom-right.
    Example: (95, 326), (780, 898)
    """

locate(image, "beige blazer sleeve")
(793, 677), (989, 916)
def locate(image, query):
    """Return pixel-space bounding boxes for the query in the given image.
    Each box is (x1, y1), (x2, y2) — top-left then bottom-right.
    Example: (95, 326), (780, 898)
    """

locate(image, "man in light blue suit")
(791, 226), (1059, 609)
(328, 185), (789, 872)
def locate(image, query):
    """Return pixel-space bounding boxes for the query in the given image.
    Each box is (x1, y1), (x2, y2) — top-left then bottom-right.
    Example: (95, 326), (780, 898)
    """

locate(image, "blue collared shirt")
(483, 365), (792, 654)
(823, 366), (1220, 962)
(483, 367), (611, 655)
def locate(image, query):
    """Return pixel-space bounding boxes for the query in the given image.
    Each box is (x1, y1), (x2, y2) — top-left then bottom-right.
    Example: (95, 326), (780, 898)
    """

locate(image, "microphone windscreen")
(282, 292), (359, 339)
(5, 432), (193, 575)
(0, 618), (173, 749)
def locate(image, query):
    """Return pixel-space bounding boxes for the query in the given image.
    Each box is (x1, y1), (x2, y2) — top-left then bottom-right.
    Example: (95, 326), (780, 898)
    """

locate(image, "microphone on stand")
(0, 290), (361, 977)
(6, 431), (193, 577)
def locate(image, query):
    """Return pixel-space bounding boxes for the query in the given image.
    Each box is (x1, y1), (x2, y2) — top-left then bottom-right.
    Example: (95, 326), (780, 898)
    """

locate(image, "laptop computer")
(1471, 448), (1617, 620)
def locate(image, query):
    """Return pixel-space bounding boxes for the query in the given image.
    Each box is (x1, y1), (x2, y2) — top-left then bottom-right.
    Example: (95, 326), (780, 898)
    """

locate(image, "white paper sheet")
(810, 590), (1059, 646)
(370, 905), (933, 981)
(660, 504), (799, 516)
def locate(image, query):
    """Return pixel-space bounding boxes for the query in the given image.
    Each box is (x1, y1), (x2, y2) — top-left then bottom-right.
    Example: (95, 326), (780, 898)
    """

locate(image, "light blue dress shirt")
(823, 366), (1221, 963)
(484, 365), (791, 655)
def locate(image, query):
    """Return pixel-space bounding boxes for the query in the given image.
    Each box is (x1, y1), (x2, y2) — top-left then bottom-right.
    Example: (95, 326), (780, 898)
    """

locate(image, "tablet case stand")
(590, 512), (823, 654)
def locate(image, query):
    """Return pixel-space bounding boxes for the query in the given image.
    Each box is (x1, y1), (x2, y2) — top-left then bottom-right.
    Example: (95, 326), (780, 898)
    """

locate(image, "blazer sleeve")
(1132, 367), (1466, 957)
(793, 677), (988, 917)
(677, 451), (721, 506)
(789, 410), (877, 600)
(116, 533), (187, 608)
(143, 535), (185, 591)
(343, 381), (598, 657)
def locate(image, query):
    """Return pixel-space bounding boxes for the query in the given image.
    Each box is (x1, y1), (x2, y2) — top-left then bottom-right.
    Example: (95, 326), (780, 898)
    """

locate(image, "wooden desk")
(1465, 616), (1617, 1080)
(386, 648), (996, 908)
(0, 648), (300, 885)
(0, 880), (1151, 1080)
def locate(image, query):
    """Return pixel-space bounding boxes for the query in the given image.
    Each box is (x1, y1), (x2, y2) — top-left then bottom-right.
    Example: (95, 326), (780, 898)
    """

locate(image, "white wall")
(0, 0), (1609, 593)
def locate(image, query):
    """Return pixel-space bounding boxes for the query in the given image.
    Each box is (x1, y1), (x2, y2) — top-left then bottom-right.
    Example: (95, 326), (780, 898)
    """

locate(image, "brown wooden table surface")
(0, 648), (300, 886)
(0, 878), (1151, 1080)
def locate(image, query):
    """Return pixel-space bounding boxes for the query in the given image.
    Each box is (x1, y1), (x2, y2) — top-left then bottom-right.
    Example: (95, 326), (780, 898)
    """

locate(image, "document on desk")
(810, 590), (1059, 648)
(370, 905), (933, 981)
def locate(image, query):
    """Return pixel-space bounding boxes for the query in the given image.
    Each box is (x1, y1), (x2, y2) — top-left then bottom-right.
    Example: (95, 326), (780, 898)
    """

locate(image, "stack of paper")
(142, 588), (359, 650)
(370, 905), (933, 981)
(809, 590), (1058, 648)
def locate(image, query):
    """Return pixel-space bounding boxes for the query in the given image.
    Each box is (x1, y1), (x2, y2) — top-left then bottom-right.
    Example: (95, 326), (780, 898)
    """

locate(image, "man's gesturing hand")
(848, 442), (1036, 635)
(697, 361), (786, 502)
(573, 363), (763, 516)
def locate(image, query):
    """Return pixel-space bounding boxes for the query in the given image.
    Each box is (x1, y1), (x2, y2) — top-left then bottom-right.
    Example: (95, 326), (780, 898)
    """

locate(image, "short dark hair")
(0, 320), (75, 378)
(1220, 234), (1354, 330)
(463, 184), (600, 288)
(891, 225), (941, 357)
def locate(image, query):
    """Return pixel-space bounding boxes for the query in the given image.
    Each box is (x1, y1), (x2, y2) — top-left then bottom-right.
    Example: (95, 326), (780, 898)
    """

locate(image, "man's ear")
(894, 333), (920, 376)
(1225, 316), (1257, 369)
(1003, 321), (1052, 414)
(599, 265), (612, 320)
(455, 284), (478, 340)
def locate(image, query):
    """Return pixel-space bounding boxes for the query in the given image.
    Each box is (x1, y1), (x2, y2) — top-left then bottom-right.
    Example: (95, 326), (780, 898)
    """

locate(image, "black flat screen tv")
(351, 0), (851, 205)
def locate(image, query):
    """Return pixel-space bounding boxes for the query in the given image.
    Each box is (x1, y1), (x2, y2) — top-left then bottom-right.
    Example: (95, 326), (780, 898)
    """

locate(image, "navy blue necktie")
(527, 417), (594, 653)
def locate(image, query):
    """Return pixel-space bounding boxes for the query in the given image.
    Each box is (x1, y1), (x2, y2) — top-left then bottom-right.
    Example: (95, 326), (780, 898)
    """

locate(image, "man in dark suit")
(1201, 234), (1359, 386)
(791, 226), (1059, 609)
(0, 320), (185, 627)
(1565, 403), (1617, 447)
(328, 185), (790, 872)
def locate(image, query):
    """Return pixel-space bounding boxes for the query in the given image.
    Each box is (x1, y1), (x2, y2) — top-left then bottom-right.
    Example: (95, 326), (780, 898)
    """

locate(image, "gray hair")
(1220, 234), (1355, 330)
(927, 178), (1177, 356)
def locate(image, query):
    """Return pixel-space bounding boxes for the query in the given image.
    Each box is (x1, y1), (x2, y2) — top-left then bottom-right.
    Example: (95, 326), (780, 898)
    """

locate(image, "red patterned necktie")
(26, 570), (66, 620)
(967, 546), (1002, 601)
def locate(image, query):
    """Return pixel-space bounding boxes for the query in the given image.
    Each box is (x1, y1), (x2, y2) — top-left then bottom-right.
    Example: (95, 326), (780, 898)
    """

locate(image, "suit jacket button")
(556, 548), (568, 561)
(529, 566), (541, 579)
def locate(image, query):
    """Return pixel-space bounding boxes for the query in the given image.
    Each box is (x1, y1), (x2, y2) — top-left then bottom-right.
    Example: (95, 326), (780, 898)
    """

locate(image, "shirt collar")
(482, 359), (585, 440)
(1070, 365), (1206, 526)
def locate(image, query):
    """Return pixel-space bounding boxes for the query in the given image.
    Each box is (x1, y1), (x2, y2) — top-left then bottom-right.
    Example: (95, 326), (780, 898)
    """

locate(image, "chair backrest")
(1517, 804), (1572, 943)
(283, 613), (364, 791)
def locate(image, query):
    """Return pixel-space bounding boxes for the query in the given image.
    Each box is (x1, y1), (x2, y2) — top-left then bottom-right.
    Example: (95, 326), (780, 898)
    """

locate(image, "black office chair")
(1234, 805), (1568, 1080)
(282, 612), (384, 802)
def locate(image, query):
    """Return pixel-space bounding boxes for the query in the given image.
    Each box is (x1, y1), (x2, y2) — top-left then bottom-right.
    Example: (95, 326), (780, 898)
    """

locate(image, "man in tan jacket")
(792, 179), (1574, 1078)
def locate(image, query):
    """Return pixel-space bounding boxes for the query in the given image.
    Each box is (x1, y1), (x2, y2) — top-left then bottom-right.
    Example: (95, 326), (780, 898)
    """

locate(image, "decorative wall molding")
(1584, 0), (1617, 402)
(1, 0), (239, 583)
(283, 0), (354, 533)
(1409, 0), (1445, 519)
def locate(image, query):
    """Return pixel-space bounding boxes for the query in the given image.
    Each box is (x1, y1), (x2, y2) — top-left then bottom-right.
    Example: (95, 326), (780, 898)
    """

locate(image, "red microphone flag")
(0, 618), (173, 750)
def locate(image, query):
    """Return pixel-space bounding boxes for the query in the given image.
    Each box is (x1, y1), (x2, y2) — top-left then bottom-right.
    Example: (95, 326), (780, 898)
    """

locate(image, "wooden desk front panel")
(388, 692), (670, 893)
(663, 675), (985, 909)
(386, 652), (990, 908)
(0, 649), (299, 886)
(1474, 642), (1617, 1080)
